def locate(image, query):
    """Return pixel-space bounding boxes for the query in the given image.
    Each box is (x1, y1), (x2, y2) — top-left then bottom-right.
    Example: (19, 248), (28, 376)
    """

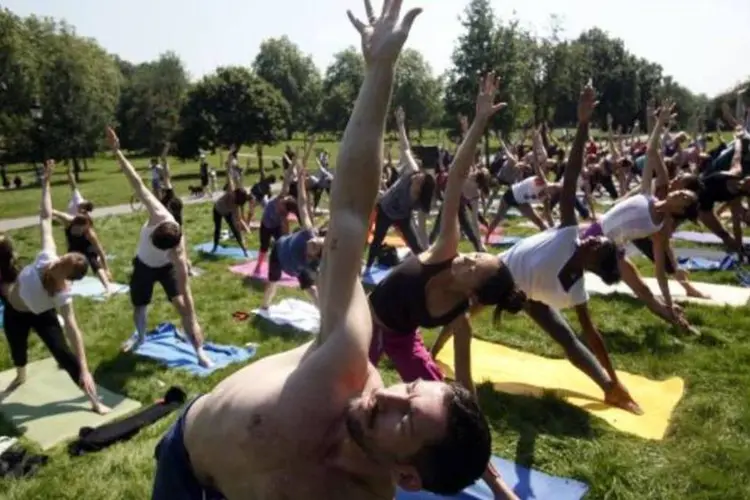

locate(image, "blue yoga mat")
(362, 265), (392, 286)
(70, 276), (130, 302)
(128, 323), (256, 377)
(0, 300), (4, 329)
(193, 242), (257, 260)
(672, 231), (750, 246)
(678, 254), (738, 271)
(488, 236), (522, 248)
(396, 456), (588, 500)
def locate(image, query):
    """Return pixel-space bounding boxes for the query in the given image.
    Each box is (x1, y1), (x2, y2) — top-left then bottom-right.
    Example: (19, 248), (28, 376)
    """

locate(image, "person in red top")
(586, 139), (598, 156)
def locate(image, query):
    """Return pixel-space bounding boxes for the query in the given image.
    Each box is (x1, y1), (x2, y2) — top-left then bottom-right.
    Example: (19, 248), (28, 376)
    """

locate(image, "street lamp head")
(30, 101), (43, 120)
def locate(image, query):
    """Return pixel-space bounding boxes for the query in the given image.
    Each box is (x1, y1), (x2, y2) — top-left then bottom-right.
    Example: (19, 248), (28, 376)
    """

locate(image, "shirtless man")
(105, 127), (212, 368)
(151, 3), (492, 499)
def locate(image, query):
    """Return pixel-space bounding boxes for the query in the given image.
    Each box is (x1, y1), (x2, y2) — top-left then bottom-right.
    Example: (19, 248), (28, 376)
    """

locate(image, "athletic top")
(500, 226), (587, 310)
(261, 197), (283, 228)
(600, 194), (661, 245)
(136, 212), (177, 268)
(65, 226), (94, 256)
(67, 189), (85, 215)
(511, 176), (545, 204)
(18, 250), (72, 314)
(634, 155), (646, 172)
(698, 172), (742, 211)
(379, 173), (415, 220)
(369, 256), (469, 333)
(274, 229), (315, 277)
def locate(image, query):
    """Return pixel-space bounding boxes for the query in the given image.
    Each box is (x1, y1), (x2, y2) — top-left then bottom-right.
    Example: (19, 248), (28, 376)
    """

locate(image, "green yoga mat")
(0, 358), (142, 450)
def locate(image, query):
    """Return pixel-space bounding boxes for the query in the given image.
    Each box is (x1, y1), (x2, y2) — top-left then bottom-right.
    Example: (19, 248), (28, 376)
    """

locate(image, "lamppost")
(30, 100), (44, 179)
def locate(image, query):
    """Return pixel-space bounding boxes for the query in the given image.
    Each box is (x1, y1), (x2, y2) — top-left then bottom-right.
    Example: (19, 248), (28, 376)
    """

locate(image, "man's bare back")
(184, 342), (390, 499)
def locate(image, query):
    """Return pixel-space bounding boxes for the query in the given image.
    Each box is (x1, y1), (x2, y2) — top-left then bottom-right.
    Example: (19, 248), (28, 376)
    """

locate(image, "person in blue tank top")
(260, 139), (325, 309)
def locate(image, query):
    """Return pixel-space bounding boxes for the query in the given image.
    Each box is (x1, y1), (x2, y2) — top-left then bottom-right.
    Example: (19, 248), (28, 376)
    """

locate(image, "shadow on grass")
(0, 413), (23, 438)
(93, 351), (162, 395)
(477, 384), (595, 496)
(248, 315), (313, 342)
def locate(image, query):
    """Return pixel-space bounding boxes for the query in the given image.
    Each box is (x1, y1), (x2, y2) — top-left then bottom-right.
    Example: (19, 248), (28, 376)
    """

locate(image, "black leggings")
(366, 206), (424, 268)
(631, 237), (675, 274)
(524, 299), (610, 391)
(2, 301), (81, 384)
(590, 172), (618, 199)
(429, 199), (483, 251)
(212, 207), (244, 250)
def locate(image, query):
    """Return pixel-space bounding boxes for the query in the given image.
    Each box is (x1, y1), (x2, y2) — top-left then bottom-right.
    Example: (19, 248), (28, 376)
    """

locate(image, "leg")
(1, 305), (31, 392)
(458, 200), (484, 251)
(254, 224), (274, 274)
(382, 329), (444, 382)
(395, 215), (425, 255)
(517, 203), (548, 231)
(485, 194), (512, 242)
(365, 207), (393, 269)
(261, 247), (283, 309)
(223, 213), (245, 251)
(524, 300), (612, 392)
(298, 270), (319, 307)
(161, 266), (211, 368)
(211, 207), (222, 251)
(126, 258), (155, 351)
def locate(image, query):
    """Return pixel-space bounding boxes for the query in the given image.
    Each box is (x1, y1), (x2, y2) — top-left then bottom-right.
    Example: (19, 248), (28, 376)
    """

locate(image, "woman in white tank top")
(484, 129), (556, 241)
(584, 102), (702, 335)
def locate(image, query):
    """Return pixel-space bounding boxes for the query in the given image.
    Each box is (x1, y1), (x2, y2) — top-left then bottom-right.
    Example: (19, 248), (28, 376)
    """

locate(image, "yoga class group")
(1, 1), (750, 498)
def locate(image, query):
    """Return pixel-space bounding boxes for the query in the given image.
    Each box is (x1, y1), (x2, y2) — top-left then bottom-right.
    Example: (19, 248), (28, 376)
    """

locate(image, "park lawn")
(0, 203), (749, 499)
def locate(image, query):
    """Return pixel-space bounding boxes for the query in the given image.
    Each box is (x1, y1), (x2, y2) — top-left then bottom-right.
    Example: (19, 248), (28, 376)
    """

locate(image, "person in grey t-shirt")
(365, 108), (435, 269)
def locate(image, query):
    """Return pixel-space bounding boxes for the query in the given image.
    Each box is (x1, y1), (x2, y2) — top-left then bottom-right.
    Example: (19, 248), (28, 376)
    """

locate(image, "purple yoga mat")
(229, 261), (299, 288)
(672, 231), (750, 246)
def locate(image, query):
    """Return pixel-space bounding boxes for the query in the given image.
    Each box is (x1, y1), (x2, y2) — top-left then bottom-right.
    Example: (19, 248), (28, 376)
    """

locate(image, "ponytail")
(0, 235), (19, 284)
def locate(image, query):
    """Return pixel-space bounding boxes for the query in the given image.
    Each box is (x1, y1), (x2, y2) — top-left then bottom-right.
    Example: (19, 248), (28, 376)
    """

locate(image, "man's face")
(345, 380), (450, 465)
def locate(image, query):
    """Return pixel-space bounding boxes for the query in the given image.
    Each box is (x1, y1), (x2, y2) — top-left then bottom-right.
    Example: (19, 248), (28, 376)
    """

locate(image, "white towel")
(252, 298), (320, 334)
(0, 436), (18, 455)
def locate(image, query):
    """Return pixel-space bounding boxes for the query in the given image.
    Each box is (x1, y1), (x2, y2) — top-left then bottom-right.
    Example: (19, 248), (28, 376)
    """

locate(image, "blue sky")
(4, 0), (749, 97)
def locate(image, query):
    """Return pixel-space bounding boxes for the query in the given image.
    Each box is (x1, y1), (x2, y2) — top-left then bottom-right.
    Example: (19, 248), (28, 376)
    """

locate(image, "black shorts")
(502, 187), (519, 207)
(85, 252), (102, 272)
(268, 246), (315, 290)
(259, 223), (283, 253)
(129, 257), (180, 307)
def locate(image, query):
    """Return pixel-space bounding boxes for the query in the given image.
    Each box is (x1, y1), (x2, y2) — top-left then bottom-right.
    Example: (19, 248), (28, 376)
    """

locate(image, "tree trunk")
(256, 144), (265, 178)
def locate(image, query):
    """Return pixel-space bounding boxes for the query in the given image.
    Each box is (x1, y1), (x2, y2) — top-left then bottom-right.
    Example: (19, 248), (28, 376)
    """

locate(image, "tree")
(116, 52), (189, 154)
(253, 36), (323, 137)
(443, 0), (497, 134)
(25, 16), (120, 162)
(175, 66), (290, 158)
(392, 49), (442, 137)
(319, 48), (365, 134)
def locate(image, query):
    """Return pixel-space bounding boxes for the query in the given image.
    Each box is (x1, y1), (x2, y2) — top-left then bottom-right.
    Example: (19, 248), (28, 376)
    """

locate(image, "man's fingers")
(347, 10), (366, 33)
(364, 0), (376, 23)
(387, 0), (404, 20)
(400, 7), (422, 33)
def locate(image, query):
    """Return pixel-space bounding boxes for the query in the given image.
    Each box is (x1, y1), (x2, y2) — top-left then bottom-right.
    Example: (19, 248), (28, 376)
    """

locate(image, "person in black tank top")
(368, 74), (524, 500)
(51, 210), (114, 293)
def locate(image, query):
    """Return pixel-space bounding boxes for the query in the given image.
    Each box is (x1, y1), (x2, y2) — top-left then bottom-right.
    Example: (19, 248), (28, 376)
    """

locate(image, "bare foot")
(605, 382), (644, 415)
(196, 349), (214, 368)
(4, 376), (26, 394)
(685, 288), (710, 299)
(92, 402), (111, 415)
(121, 335), (145, 353)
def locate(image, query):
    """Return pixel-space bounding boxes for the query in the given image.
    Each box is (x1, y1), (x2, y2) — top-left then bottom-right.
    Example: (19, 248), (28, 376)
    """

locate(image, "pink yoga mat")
(229, 260), (299, 288)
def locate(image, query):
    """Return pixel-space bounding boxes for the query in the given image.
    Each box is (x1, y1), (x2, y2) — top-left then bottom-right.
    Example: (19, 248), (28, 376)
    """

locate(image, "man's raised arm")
(560, 83), (597, 228)
(105, 127), (166, 217)
(317, 0), (422, 356)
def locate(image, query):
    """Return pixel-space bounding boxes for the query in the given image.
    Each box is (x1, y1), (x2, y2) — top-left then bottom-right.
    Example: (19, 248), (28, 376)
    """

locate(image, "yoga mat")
(192, 242), (256, 260)
(487, 234), (522, 247)
(672, 231), (750, 246)
(229, 260), (299, 288)
(396, 455), (588, 500)
(127, 323), (256, 377)
(252, 298), (319, 334)
(584, 271), (750, 307)
(362, 265), (393, 286)
(69, 276), (129, 302)
(677, 255), (737, 271)
(367, 234), (407, 248)
(436, 338), (684, 441)
(0, 357), (142, 450)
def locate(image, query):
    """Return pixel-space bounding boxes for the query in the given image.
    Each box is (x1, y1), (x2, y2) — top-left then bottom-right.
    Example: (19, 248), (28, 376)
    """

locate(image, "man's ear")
(393, 465), (422, 492)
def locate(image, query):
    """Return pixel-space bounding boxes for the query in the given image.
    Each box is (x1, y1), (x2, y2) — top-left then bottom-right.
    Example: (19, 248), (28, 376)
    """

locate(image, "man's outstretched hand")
(347, 0), (422, 66)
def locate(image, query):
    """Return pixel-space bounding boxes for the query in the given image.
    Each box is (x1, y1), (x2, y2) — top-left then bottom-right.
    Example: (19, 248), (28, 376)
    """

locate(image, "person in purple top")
(260, 139), (325, 308)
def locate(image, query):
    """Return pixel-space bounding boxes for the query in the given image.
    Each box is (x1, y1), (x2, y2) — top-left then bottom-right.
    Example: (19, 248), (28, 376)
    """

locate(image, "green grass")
(0, 202), (749, 499)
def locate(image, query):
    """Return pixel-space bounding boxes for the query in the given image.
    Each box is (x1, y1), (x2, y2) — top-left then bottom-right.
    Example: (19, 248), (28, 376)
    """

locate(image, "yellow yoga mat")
(436, 338), (685, 441)
(0, 358), (142, 450)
